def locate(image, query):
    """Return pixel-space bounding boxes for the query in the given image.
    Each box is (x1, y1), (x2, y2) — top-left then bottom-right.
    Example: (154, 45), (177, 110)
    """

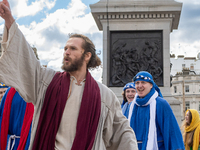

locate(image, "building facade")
(170, 53), (200, 76)
(170, 54), (200, 118)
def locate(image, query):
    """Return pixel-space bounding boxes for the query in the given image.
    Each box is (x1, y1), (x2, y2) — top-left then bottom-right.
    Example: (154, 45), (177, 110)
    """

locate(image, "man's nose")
(64, 49), (70, 55)
(137, 83), (142, 87)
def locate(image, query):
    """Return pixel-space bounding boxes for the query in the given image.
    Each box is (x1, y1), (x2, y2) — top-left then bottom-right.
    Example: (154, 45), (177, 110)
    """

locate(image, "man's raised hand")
(0, 0), (14, 29)
(2, 0), (10, 9)
(0, 0), (10, 18)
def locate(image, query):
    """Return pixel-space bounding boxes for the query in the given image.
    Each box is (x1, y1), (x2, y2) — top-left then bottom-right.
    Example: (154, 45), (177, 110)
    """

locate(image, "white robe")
(0, 22), (138, 150)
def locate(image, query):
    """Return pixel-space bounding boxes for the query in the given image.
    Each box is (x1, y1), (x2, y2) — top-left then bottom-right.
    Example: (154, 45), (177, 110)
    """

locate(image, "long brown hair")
(121, 90), (128, 103)
(69, 34), (101, 70)
(182, 110), (194, 147)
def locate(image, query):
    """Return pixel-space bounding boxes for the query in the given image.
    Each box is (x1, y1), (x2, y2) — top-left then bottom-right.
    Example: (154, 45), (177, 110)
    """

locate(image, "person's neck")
(69, 69), (87, 85)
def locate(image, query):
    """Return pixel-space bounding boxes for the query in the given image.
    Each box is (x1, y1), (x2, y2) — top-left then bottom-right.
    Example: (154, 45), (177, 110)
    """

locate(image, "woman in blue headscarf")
(128, 71), (184, 150)
(121, 82), (136, 118)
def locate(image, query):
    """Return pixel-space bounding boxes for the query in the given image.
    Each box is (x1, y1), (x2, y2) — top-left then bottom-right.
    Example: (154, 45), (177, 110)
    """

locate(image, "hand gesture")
(0, 0), (14, 29)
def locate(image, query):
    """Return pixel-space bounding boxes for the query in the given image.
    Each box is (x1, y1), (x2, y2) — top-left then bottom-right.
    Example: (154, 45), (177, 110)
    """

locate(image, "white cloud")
(176, 0), (200, 4)
(67, 0), (87, 16)
(11, 0), (56, 18)
(170, 0), (200, 58)
(0, 24), (4, 33)
(171, 40), (200, 57)
(11, 0), (102, 81)
(37, 47), (64, 72)
(16, 0), (100, 50)
(0, 18), (4, 25)
(45, 0), (57, 9)
(89, 67), (103, 83)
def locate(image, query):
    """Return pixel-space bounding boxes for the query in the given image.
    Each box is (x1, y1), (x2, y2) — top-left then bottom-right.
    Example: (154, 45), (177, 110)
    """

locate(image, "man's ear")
(151, 83), (153, 89)
(85, 52), (92, 64)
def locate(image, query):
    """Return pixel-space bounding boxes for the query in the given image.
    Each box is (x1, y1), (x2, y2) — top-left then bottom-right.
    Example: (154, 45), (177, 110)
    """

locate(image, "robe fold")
(129, 96), (184, 150)
(0, 87), (33, 150)
(32, 71), (101, 150)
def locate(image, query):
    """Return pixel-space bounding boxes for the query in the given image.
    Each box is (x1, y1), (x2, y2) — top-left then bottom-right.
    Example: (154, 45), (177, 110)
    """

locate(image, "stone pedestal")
(90, 0), (182, 125)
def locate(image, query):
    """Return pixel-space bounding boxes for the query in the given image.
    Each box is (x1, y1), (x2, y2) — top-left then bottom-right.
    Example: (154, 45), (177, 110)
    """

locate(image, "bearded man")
(0, 0), (138, 150)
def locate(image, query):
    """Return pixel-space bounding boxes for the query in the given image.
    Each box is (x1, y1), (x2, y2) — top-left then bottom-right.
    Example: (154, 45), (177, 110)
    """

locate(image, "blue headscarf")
(121, 82), (135, 106)
(123, 82), (135, 91)
(121, 82), (135, 118)
(0, 82), (9, 89)
(133, 71), (163, 98)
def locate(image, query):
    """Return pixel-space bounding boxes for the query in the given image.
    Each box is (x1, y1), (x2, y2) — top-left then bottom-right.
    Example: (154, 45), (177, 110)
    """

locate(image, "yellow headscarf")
(185, 109), (200, 150)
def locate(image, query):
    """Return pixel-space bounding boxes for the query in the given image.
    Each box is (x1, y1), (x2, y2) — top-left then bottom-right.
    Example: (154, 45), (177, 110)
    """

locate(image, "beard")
(61, 54), (85, 72)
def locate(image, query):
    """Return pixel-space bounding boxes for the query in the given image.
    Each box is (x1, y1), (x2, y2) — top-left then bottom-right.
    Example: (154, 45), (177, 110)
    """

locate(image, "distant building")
(170, 54), (200, 118)
(170, 53), (200, 76)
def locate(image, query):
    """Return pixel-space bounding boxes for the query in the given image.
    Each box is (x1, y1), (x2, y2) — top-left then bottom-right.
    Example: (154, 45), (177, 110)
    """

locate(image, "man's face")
(0, 88), (8, 100)
(135, 81), (153, 98)
(125, 88), (136, 103)
(62, 37), (85, 72)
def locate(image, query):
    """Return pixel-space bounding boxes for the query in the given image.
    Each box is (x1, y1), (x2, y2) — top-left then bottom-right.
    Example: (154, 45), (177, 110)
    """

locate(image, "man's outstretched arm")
(0, 0), (15, 29)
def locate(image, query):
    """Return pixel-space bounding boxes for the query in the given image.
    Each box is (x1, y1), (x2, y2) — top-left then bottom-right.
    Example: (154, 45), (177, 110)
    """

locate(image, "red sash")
(17, 102), (34, 149)
(32, 71), (101, 150)
(0, 87), (34, 150)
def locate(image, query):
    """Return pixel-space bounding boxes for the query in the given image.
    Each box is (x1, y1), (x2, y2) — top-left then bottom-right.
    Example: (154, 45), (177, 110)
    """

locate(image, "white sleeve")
(0, 21), (56, 104)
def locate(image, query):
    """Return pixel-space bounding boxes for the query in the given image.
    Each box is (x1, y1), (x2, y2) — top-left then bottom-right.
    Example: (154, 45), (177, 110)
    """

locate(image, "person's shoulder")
(156, 96), (172, 111)
(156, 96), (169, 104)
(42, 68), (57, 83)
(96, 81), (115, 96)
(156, 96), (172, 107)
(96, 81), (119, 106)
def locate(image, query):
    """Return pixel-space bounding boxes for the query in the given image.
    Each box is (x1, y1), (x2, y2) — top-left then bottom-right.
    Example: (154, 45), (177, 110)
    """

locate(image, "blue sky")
(0, 0), (199, 81)
(16, 0), (99, 25)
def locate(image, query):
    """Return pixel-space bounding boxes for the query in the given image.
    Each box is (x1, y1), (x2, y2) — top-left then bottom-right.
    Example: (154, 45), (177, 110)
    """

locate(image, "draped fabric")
(128, 90), (184, 150)
(185, 109), (200, 150)
(32, 71), (101, 150)
(0, 88), (16, 150)
(121, 102), (130, 118)
(17, 102), (34, 150)
(0, 87), (33, 150)
(129, 88), (158, 150)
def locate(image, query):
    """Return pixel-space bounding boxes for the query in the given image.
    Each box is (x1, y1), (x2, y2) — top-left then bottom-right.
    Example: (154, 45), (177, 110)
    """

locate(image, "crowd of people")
(0, 0), (200, 149)
(120, 71), (200, 150)
(126, 71), (184, 149)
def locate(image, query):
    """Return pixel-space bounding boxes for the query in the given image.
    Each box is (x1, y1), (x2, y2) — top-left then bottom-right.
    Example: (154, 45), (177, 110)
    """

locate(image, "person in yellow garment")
(182, 109), (200, 150)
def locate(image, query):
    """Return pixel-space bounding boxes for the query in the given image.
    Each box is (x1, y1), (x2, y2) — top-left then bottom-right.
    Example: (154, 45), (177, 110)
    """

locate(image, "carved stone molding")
(98, 13), (174, 20)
